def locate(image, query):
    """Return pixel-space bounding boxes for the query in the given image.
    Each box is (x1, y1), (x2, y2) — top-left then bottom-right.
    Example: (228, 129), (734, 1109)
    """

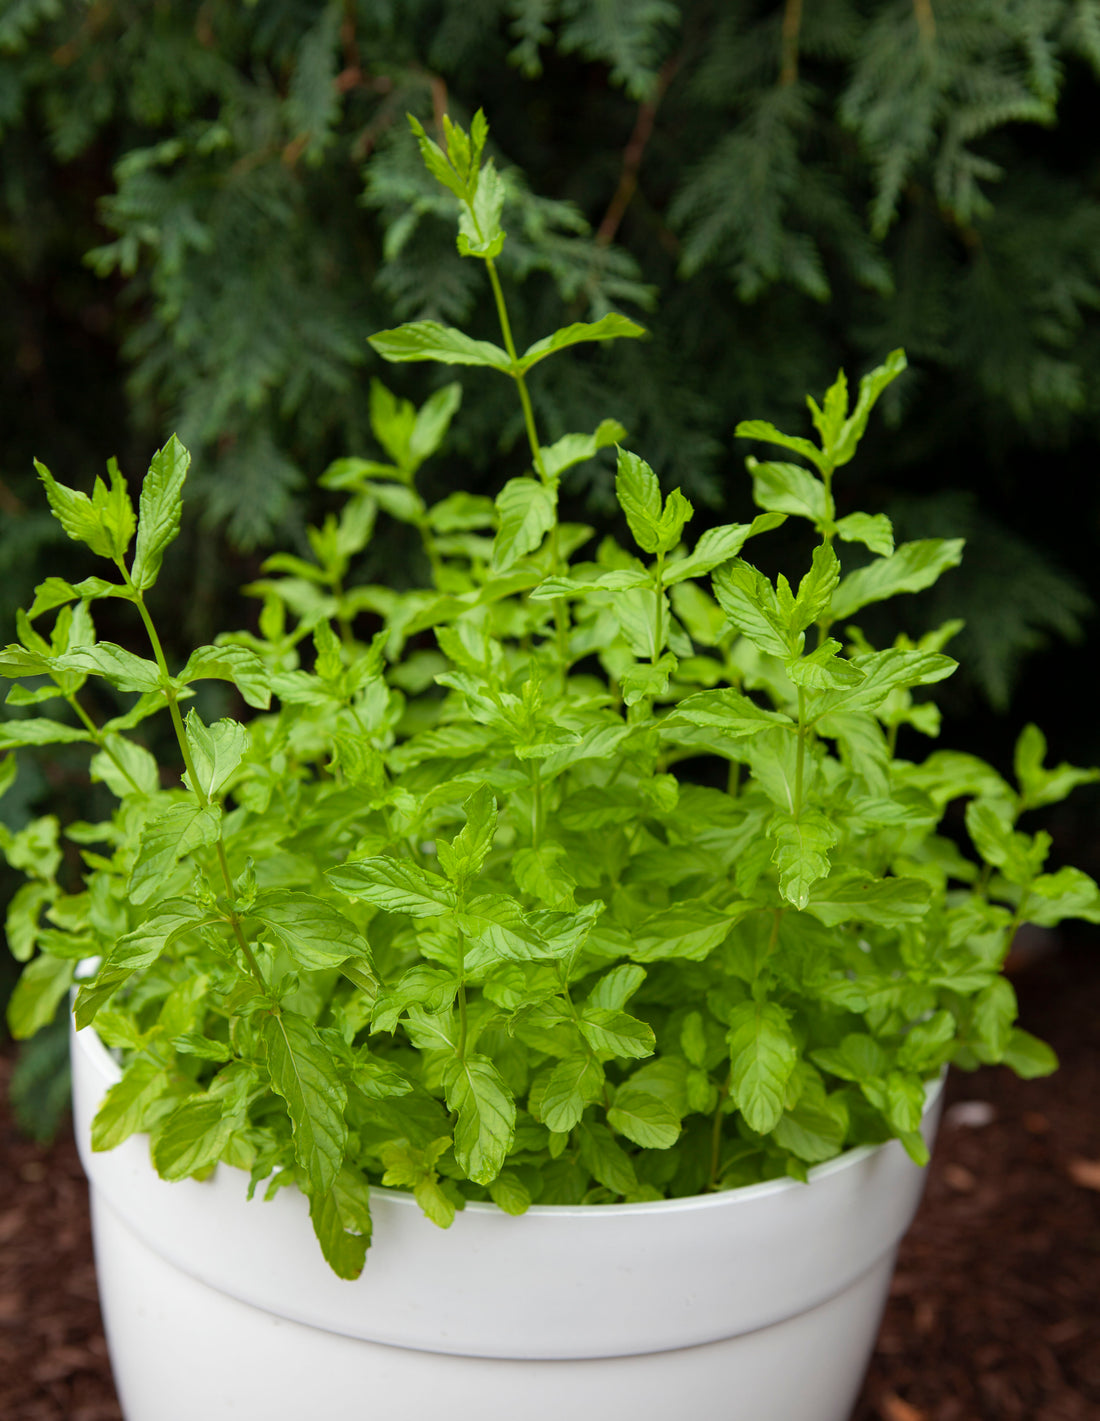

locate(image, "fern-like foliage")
(1, 0), (1099, 713)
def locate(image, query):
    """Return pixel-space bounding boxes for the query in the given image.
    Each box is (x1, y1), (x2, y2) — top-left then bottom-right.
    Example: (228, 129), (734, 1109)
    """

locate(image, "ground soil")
(1, 937), (1097, 1421)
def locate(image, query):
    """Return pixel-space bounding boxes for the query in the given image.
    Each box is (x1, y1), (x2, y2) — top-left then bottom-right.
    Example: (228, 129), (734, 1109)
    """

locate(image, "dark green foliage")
(2, 0), (1099, 701)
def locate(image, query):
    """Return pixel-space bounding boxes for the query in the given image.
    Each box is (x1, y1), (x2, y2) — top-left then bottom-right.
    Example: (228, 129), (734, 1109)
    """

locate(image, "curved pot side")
(72, 1019), (943, 1362)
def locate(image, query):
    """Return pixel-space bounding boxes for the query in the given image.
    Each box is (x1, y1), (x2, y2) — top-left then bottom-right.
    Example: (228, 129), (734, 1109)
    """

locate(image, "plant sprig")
(4, 111), (1098, 1280)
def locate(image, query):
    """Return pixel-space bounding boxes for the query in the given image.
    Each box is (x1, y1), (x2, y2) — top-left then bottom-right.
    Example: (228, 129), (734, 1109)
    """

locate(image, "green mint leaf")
(576, 1121), (638, 1196)
(184, 711), (249, 799)
(0, 645), (52, 679)
(805, 648), (956, 722)
(830, 538), (965, 621)
(790, 542), (847, 633)
(131, 436), (190, 591)
(585, 964), (647, 1012)
(308, 1168), (373, 1280)
(735, 420), (826, 473)
(55, 642), (164, 694)
(607, 1085), (681, 1149)
(539, 1054), (604, 1133)
(786, 639), (865, 690)
(770, 808), (838, 909)
(773, 1079), (849, 1162)
(96, 458), (137, 560)
(5, 953), (75, 1039)
(1014, 723), (1100, 810)
(492, 476), (557, 570)
(457, 158), (506, 258)
(250, 890), (374, 971)
(326, 856), (457, 917)
(458, 894), (555, 970)
(369, 377), (417, 465)
(368, 321), (512, 372)
(128, 802), (222, 905)
(662, 687), (793, 739)
(615, 448), (662, 554)
(407, 114), (466, 199)
(27, 577), (80, 620)
(807, 368), (849, 453)
(440, 783), (498, 885)
(409, 382), (463, 468)
(828, 349), (907, 468)
(577, 1007), (655, 1060)
(540, 419), (627, 481)
(91, 1057), (172, 1151)
(620, 653), (677, 706)
(90, 734), (160, 797)
(510, 843), (577, 909)
(35, 460), (118, 559)
(487, 1169), (532, 1215)
(151, 1097), (236, 1181)
(663, 513), (785, 585)
(74, 899), (214, 1027)
(4, 881), (52, 964)
(178, 645), (272, 710)
(615, 449), (692, 556)
(1020, 866), (1100, 927)
(712, 560), (802, 659)
(898, 1011), (956, 1072)
(792, 542), (841, 632)
(726, 1000), (799, 1135)
(443, 1054), (516, 1185)
(748, 459), (829, 524)
(530, 570), (650, 600)
(1001, 1028), (1058, 1079)
(630, 902), (748, 963)
(372, 965), (457, 1034)
(657, 488), (694, 551)
(835, 512), (894, 557)
(517, 314), (646, 375)
(263, 1011), (347, 1196)
(884, 1070), (927, 1134)
(427, 490), (495, 533)
(0, 718), (94, 750)
(805, 872), (931, 926)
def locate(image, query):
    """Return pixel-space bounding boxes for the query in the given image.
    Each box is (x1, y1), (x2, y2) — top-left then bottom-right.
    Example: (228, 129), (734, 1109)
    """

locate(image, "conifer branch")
(780, 0), (803, 87)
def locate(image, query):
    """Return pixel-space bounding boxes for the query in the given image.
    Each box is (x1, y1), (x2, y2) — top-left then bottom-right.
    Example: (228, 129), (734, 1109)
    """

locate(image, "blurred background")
(1, 0), (1098, 1158)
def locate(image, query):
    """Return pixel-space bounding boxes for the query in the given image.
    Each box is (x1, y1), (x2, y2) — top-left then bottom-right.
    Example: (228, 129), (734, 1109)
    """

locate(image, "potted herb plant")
(4, 113), (1098, 1421)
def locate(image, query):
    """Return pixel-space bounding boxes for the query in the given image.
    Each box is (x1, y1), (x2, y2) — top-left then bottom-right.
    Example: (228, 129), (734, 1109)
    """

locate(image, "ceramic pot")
(71, 1018), (943, 1421)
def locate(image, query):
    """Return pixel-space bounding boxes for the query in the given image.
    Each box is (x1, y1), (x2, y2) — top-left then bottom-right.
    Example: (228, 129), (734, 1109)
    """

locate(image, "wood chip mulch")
(2, 935), (1097, 1421)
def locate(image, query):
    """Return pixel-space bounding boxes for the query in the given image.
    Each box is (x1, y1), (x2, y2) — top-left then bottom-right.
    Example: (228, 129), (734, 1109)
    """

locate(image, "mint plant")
(4, 113), (1099, 1281)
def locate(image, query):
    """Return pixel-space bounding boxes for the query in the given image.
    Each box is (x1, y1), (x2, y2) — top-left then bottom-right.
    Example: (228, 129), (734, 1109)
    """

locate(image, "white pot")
(72, 1019), (943, 1421)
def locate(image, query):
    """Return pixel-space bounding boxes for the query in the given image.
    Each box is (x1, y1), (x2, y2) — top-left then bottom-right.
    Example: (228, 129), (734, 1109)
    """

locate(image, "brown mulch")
(1, 938), (1098, 1421)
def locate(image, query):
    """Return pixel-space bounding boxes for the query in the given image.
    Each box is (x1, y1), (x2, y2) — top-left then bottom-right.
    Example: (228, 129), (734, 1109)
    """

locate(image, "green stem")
(65, 693), (144, 795)
(653, 551), (665, 662)
(794, 686), (807, 818)
(707, 1072), (731, 1191)
(455, 917), (468, 1058)
(485, 260), (545, 480)
(117, 559), (268, 994)
(530, 763), (544, 849)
